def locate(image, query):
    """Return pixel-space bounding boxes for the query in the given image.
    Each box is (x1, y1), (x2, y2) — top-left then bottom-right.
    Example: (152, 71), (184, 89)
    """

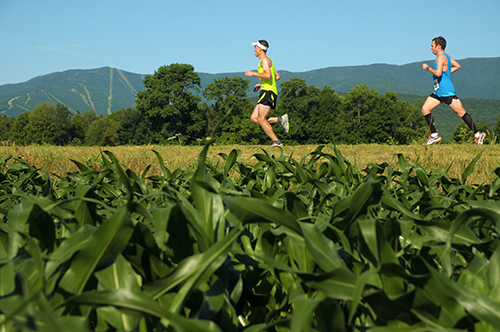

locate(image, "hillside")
(0, 67), (145, 117)
(1, 58), (499, 124)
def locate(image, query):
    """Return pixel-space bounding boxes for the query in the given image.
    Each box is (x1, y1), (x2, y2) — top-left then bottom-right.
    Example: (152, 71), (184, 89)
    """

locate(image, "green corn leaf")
(152, 149), (172, 179)
(7, 198), (56, 252)
(414, 167), (430, 188)
(61, 289), (222, 332)
(300, 222), (341, 271)
(94, 254), (142, 331)
(264, 165), (277, 189)
(103, 150), (134, 205)
(302, 267), (357, 301)
(191, 144), (226, 244)
(73, 185), (101, 226)
(426, 261), (500, 330)
(348, 268), (378, 323)
(335, 175), (382, 230)
(44, 225), (95, 278)
(69, 159), (92, 173)
(222, 195), (302, 235)
(143, 226), (242, 301)
(290, 157), (308, 183)
(486, 244), (500, 293)
(222, 149), (239, 177)
(461, 148), (486, 184)
(0, 262), (15, 297)
(290, 296), (322, 332)
(57, 206), (134, 295)
(150, 205), (174, 252)
(420, 220), (482, 245)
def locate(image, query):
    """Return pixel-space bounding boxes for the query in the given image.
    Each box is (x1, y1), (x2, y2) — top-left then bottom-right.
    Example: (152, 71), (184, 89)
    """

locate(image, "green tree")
(85, 112), (122, 146)
(9, 112), (30, 145)
(135, 63), (203, 144)
(341, 85), (392, 144)
(390, 97), (427, 145)
(0, 115), (13, 141)
(203, 76), (259, 144)
(304, 86), (343, 144)
(72, 110), (99, 145)
(279, 78), (319, 144)
(115, 108), (142, 145)
(21, 103), (74, 145)
(493, 115), (500, 143)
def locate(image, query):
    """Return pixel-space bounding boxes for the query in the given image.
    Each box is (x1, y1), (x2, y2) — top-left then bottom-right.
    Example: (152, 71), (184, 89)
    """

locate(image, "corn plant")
(0, 144), (499, 332)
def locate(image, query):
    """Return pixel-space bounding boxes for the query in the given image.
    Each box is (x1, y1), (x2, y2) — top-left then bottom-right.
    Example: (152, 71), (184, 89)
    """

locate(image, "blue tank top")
(433, 53), (455, 97)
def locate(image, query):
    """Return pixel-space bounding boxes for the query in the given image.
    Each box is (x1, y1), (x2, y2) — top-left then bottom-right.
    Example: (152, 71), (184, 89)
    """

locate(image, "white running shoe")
(423, 134), (442, 145)
(271, 141), (283, 147)
(280, 114), (289, 133)
(475, 132), (486, 145)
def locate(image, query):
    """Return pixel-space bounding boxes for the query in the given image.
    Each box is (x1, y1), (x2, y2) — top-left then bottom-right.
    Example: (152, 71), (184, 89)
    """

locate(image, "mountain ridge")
(1, 57), (499, 118)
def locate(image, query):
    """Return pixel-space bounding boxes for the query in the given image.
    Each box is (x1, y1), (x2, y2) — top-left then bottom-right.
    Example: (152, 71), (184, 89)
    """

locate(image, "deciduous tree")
(135, 63), (203, 144)
(22, 103), (73, 145)
(0, 115), (13, 141)
(9, 112), (30, 145)
(72, 109), (98, 145)
(203, 76), (259, 143)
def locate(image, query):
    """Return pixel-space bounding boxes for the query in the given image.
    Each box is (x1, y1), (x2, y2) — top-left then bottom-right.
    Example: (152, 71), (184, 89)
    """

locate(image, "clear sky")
(1, 0), (499, 86)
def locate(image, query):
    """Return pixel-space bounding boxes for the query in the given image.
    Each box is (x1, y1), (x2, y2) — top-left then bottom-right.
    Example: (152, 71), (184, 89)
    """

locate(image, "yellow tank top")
(258, 57), (278, 94)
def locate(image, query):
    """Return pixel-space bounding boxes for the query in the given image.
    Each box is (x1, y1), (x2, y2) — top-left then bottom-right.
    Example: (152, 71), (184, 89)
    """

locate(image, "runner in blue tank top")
(433, 53), (455, 97)
(421, 36), (486, 145)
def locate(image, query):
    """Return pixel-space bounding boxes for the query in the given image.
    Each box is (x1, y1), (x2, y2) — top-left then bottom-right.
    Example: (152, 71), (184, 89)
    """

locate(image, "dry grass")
(1, 143), (499, 185)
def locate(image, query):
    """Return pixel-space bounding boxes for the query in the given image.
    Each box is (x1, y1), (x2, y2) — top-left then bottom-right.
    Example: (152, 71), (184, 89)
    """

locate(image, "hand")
(422, 63), (429, 71)
(253, 83), (261, 92)
(245, 70), (253, 77)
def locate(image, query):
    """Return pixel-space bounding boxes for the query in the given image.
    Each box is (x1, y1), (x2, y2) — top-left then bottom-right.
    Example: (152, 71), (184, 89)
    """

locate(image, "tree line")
(1, 63), (498, 146)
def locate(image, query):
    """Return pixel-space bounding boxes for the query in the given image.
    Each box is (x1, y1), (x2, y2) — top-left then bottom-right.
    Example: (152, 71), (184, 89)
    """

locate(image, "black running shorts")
(429, 93), (458, 105)
(258, 90), (278, 110)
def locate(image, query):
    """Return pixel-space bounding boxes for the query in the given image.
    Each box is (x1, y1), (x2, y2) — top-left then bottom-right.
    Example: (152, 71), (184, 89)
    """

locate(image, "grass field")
(1, 143), (499, 185)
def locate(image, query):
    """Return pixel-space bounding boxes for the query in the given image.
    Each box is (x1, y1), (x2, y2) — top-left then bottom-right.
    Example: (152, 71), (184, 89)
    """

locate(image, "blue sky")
(1, 0), (499, 86)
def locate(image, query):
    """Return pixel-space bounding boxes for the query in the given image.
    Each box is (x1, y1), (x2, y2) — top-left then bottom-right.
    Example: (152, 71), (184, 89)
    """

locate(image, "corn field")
(0, 144), (499, 332)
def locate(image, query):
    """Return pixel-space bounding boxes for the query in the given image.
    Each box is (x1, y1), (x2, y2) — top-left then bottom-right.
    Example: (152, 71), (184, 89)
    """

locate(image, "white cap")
(251, 41), (268, 51)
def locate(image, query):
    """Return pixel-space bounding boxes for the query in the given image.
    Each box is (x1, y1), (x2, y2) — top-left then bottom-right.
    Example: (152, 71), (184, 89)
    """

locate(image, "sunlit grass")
(1, 143), (498, 184)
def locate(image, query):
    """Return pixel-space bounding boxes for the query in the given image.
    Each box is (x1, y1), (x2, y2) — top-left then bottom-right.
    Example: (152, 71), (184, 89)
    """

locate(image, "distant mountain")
(1, 57), (499, 118)
(0, 67), (145, 117)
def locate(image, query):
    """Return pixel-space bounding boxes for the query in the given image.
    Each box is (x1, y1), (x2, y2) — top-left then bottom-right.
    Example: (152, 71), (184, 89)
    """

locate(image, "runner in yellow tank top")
(245, 40), (289, 147)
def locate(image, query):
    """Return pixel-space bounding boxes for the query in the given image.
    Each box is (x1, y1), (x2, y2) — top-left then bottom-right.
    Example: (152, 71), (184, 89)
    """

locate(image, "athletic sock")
(424, 114), (437, 133)
(461, 113), (477, 134)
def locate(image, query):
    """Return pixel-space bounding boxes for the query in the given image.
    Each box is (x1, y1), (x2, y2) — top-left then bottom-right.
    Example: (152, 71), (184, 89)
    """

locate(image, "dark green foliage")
(0, 115), (13, 141)
(494, 115), (500, 142)
(8, 112), (30, 144)
(72, 109), (99, 145)
(115, 107), (142, 145)
(135, 63), (203, 145)
(85, 115), (117, 146)
(8, 102), (74, 145)
(85, 110), (126, 146)
(1, 144), (499, 331)
(278, 81), (426, 145)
